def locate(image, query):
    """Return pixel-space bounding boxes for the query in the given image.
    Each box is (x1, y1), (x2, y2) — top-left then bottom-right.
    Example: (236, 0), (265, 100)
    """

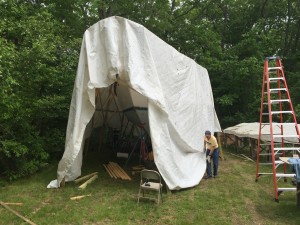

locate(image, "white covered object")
(224, 122), (300, 143)
(48, 17), (221, 190)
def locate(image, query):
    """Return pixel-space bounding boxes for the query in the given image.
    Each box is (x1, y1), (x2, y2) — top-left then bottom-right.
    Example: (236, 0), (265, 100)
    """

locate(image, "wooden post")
(217, 132), (224, 160)
(74, 172), (98, 184)
(0, 201), (37, 225)
(297, 182), (300, 206)
(78, 175), (98, 190)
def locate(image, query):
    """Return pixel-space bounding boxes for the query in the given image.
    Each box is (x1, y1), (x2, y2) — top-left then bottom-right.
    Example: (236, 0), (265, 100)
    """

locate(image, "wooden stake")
(74, 172), (98, 184)
(3, 202), (23, 206)
(0, 201), (37, 225)
(70, 194), (92, 200)
(78, 175), (98, 190)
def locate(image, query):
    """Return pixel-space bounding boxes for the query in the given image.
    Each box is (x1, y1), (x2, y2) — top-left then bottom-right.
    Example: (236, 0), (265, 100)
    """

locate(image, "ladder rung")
(268, 67), (282, 71)
(269, 88), (286, 92)
(270, 122), (295, 125)
(276, 173), (296, 178)
(259, 143), (283, 146)
(270, 99), (289, 103)
(278, 187), (297, 192)
(265, 56), (279, 60)
(271, 111), (293, 115)
(263, 99), (290, 104)
(273, 134), (299, 138)
(259, 161), (284, 165)
(269, 77), (284, 81)
(258, 172), (273, 175)
(274, 147), (300, 150)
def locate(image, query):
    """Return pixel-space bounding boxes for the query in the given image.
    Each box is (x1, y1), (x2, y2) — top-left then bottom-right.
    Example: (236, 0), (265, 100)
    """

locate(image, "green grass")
(1, 151), (300, 225)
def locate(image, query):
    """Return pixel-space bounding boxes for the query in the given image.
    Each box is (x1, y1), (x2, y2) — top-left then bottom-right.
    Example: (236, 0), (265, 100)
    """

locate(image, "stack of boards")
(103, 162), (131, 180)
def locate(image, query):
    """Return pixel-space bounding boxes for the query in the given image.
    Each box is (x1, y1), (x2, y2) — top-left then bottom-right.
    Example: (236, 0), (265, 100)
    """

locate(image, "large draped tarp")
(48, 16), (221, 190)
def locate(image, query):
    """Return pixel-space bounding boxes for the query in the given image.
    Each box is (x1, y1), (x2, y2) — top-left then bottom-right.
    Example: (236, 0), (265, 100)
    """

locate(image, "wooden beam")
(103, 164), (113, 178)
(0, 201), (37, 225)
(106, 163), (118, 179)
(2, 202), (23, 206)
(111, 162), (131, 180)
(78, 175), (98, 190)
(70, 194), (92, 200)
(74, 172), (98, 184)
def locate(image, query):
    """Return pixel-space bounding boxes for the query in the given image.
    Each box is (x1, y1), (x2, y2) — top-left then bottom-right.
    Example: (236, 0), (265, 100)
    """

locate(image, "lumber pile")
(103, 162), (131, 180)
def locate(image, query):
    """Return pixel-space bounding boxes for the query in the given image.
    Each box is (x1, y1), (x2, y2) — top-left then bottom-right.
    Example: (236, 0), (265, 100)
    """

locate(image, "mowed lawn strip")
(1, 152), (300, 225)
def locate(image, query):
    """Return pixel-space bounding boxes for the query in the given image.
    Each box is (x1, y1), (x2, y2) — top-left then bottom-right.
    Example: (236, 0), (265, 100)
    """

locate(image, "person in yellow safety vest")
(204, 130), (219, 179)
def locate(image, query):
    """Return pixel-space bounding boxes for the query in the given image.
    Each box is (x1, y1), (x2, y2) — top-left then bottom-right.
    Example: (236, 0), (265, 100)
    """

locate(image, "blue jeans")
(206, 148), (219, 177)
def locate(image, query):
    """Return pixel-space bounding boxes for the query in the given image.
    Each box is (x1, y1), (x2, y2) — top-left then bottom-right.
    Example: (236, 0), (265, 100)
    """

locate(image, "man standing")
(204, 130), (219, 179)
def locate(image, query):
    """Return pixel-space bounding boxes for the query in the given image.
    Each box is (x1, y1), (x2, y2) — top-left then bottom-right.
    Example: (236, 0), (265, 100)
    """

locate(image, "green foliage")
(0, 1), (79, 179)
(1, 0), (300, 179)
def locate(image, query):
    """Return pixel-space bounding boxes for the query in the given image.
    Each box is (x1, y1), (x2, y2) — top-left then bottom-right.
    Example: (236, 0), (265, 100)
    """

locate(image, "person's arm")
(208, 146), (215, 156)
(208, 137), (217, 155)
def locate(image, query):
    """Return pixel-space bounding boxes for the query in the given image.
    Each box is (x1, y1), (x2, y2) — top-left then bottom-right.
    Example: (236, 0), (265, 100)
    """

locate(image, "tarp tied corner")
(47, 16), (221, 190)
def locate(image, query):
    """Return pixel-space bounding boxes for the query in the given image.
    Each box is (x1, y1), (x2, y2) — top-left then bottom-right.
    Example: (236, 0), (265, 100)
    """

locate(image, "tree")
(0, 0), (79, 179)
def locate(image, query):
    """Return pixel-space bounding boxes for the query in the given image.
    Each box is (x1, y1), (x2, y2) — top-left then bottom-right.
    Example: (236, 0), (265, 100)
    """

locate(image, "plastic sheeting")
(224, 122), (300, 143)
(48, 16), (221, 190)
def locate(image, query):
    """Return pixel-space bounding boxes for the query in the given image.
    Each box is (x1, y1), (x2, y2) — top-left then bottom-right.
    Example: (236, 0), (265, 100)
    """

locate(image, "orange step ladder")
(255, 56), (300, 202)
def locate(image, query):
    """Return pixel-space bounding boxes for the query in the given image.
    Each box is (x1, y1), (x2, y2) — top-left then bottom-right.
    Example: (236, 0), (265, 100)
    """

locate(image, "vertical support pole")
(297, 182), (300, 206)
(256, 59), (267, 180)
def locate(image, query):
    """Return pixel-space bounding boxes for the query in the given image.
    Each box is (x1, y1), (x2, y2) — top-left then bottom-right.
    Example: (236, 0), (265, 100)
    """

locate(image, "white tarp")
(48, 16), (221, 190)
(224, 122), (300, 143)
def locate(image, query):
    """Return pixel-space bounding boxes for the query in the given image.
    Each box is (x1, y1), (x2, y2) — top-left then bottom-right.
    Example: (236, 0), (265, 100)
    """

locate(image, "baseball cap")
(205, 130), (211, 135)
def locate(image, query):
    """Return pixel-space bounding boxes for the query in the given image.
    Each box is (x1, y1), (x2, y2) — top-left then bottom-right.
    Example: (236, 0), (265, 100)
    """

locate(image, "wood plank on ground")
(74, 172), (98, 184)
(0, 201), (37, 225)
(78, 175), (98, 190)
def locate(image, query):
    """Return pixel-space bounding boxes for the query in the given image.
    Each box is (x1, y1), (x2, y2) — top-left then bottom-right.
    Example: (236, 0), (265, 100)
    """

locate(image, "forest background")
(1, 0), (300, 180)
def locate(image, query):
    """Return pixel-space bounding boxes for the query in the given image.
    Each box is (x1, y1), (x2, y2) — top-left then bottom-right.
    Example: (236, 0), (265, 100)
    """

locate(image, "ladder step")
(269, 77), (284, 81)
(260, 122), (296, 126)
(273, 134), (299, 138)
(268, 67), (282, 71)
(264, 90), (287, 94)
(263, 99), (290, 104)
(270, 122), (295, 125)
(259, 143), (283, 146)
(274, 147), (300, 150)
(265, 56), (279, 60)
(271, 99), (289, 103)
(259, 161), (284, 165)
(276, 173), (296, 178)
(271, 111), (293, 115)
(278, 187), (297, 192)
(270, 88), (286, 92)
(262, 112), (293, 115)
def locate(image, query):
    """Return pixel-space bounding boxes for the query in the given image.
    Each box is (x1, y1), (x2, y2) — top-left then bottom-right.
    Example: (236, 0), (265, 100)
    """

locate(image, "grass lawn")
(1, 151), (300, 225)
